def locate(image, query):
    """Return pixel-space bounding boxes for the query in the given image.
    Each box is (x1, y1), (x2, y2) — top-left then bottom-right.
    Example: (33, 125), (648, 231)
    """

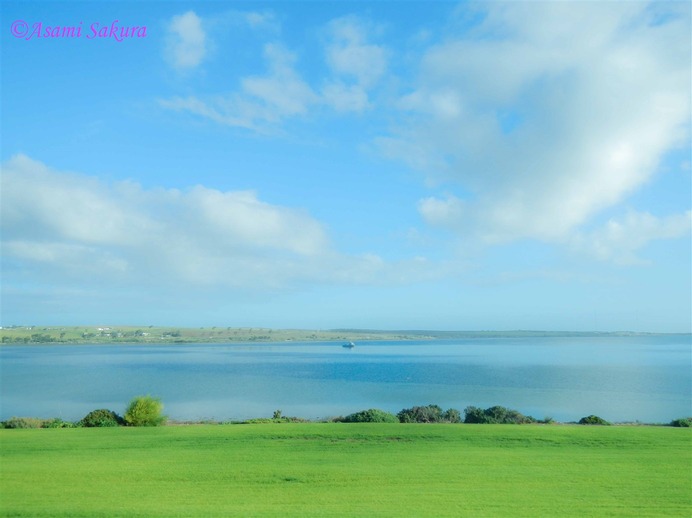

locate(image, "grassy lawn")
(1, 424), (690, 517)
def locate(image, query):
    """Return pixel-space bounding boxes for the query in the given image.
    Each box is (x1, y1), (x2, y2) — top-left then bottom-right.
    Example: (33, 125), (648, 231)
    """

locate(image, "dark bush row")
(335, 405), (537, 424)
(335, 406), (689, 426)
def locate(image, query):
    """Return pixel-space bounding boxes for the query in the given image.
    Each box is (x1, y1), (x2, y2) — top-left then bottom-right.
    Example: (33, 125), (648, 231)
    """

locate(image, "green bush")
(2, 417), (45, 429)
(443, 408), (462, 423)
(397, 405), (462, 423)
(80, 409), (124, 427)
(464, 405), (536, 424)
(670, 417), (692, 427)
(124, 396), (166, 427)
(578, 415), (611, 425)
(341, 409), (399, 423)
(244, 415), (309, 424)
(43, 418), (75, 428)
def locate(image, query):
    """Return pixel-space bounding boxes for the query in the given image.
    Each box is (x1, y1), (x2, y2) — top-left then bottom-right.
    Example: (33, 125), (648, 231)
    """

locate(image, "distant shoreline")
(1, 325), (688, 345)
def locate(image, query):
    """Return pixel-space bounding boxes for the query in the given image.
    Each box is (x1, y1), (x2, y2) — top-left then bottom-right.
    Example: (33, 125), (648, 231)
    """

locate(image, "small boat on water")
(342, 341), (355, 349)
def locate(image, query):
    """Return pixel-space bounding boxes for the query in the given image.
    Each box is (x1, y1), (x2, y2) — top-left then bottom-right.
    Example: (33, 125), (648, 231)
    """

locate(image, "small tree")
(443, 408), (462, 423)
(124, 396), (166, 427)
(80, 409), (124, 427)
(578, 415), (610, 425)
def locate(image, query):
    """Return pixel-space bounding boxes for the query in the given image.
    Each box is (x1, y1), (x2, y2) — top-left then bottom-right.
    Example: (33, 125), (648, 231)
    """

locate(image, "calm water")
(1, 335), (690, 423)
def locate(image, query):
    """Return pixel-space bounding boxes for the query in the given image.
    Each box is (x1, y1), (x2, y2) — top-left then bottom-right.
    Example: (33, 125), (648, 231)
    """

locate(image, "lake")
(1, 335), (690, 423)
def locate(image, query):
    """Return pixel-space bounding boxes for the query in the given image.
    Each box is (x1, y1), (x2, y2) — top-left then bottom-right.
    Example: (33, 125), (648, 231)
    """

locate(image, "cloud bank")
(381, 2), (689, 252)
(159, 4), (690, 264)
(1, 155), (440, 294)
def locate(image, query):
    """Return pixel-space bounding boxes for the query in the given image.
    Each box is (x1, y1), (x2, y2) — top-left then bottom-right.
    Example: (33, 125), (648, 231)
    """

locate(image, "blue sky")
(1, 1), (690, 332)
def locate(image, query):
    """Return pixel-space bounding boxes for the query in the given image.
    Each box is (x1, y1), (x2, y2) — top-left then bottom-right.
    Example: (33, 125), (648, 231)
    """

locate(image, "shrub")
(578, 415), (610, 425)
(80, 409), (124, 427)
(43, 418), (75, 428)
(443, 408), (462, 423)
(670, 417), (692, 427)
(341, 409), (399, 423)
(397, 404), (462, 423)
(2, 417), (45, 429)
(124, 396), (166, 427)
(243, 415), (309, 424)
(464, 405), (536, 424)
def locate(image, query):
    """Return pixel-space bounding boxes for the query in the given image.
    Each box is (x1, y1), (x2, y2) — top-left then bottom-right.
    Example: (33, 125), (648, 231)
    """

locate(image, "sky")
(1, 1), (690, 332)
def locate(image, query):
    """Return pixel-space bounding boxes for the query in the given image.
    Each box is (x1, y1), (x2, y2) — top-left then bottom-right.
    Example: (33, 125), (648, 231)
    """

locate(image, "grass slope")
(1, 424), (690, 517)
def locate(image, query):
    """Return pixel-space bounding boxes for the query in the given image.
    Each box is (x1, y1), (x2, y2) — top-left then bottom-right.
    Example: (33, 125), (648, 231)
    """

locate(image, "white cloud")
(160, 15), (388, 128)
(160, 43), (318, 132)
(241, 44), (318, 118)
(244, 11), (277, 30)
(1, 155), (443, 292)
(165, 11), (207, 70)
(379, 2), (690, 247)
(1, 155), (329, 288)
(325, 16), (387, 88)
(320, 16), (387, 113)
(184, 186), (326, 256)
(570, 211), (692, 265)
(418, 195), (465, 229)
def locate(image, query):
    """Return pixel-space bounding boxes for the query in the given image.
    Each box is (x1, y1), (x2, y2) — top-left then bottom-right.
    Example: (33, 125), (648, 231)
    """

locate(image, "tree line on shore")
(2, 398), (691, 429)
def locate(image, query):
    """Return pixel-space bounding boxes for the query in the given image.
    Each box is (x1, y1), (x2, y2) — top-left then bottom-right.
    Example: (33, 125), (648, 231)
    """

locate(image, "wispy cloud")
(325, 16), (386, 87)
(569, 211), (692, 265)
(165, 11), (207, 70)
(243, 10), (278, 30)
(159, 14), (388, 129)
(321, 16), (388, 112)
(160, 43), (318, 132)
(241, 44), (319, 119)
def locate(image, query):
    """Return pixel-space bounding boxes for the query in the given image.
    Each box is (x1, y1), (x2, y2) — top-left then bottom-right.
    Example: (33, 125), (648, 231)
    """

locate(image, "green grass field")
(1, 424), (690, 517)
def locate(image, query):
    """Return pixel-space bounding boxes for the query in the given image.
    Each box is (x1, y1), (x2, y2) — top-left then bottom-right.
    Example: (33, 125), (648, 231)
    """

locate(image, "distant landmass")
(0, 325), (684, 344)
